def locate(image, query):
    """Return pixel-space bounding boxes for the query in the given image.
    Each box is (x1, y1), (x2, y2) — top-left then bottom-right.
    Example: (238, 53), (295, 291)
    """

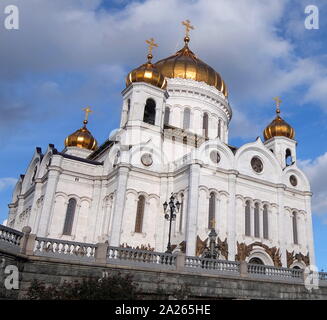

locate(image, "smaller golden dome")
(126, 57), (167, 89)
(65, 107), (98, 151)
(126, 38), (167, 89)
(263, 98), (295, 141)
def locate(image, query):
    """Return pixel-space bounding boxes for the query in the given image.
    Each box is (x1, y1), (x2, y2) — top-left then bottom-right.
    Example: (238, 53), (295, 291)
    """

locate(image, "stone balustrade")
(0, 225), (23, 252)
(185, 256), (240, 275)
(34, 237), (96, 262)
(0, 224), (326, 286)
(107, 246), (176, 270)
(247, 263), (303, 282)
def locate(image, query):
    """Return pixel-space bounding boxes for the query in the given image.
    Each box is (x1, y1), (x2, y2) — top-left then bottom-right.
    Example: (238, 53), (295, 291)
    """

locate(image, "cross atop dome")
(274, 97), (282, 114)
(182, 19), (194, 44)
(82, 106), (93, 125)
(145, 38), (158, 62)
(182, 19), (194, 37)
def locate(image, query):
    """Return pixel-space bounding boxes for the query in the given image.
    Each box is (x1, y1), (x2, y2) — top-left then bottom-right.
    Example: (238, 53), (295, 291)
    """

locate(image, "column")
(250, 203), (255, 238)
(259, 205), (263, 239)
(277, 186), (287, 267)
(227, 172), (237, 260)
(90, 179), (104, 242)
(109, 166), (130, 247)
(35, 169), (60, 237)
(304, 194), (316, 267)
(29, 181), (43, 232)
(37, 169), (60, 237)
(185, 163), (200, 256)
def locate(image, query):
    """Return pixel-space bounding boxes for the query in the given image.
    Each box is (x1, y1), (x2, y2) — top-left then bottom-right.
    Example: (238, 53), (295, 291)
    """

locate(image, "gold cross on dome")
(145, 38), (158, 55)
(182, 19), (194, 37)
(82, 106), (93, 122)
(274, 97), (282, 114)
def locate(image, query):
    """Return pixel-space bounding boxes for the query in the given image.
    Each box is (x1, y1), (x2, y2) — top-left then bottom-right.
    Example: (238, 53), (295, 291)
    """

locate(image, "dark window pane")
(183, 108), (190, 129)
(254, 203), (260, 238)
(164, 107), (170, 125)
(63, 198), (77, 235)
(203, 113), (208, 138)
(208, 192), (216, 228)
(143, 99), (156, 125)
(135, 196), (145, 233)
(245, 201), (251, 236)
(263, 205), (269, 239)
(293, 213), (298, 244)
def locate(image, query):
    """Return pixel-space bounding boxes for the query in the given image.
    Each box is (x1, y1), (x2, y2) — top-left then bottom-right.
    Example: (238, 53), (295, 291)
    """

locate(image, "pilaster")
(277, 185), (287, 267)
(109, 165), (130, 247)
(227, 172), (237, 260)
(185, 163), (200, 256)
(37, 169), (60, 237)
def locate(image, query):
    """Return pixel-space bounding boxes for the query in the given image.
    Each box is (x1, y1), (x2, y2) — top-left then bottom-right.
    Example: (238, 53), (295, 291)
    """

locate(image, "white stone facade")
(7, 78), (315, 268)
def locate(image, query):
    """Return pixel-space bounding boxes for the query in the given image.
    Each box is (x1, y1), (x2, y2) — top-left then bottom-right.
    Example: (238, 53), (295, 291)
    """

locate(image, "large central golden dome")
(155, 36), (228, 97)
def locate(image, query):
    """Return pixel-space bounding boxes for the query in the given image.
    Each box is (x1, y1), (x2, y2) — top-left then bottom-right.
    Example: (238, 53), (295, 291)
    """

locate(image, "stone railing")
(107, 246), (177, 270)
(185, 256), (240, 275)
(0, 224), (24, 253)
(247, 263), (303, 282)
(1, 225), (327, 286)
(34, 237), (96, 262)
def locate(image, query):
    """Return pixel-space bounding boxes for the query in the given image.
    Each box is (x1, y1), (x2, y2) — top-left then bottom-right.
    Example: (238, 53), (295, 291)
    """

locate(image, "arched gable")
(21, 147), (43, 193)
(235, 138), (281, 183)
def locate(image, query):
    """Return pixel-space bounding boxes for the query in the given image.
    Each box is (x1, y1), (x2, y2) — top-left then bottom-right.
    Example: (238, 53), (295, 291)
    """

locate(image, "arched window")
(143, 98), (156, 125)
(135, 195), (145, 233)
(183, 108), (191, 130)
(245, 201), (251, 236)
(208, 192), (216, 229)
(126, 99), (131, 123)
(254, 203), (260, 238)
(286, 149), (292, 166)
(218, 119), (221, 138)
(179, 194), (184, 233)
(164, 107), (170, 125)
(203, 113), (209, 138)
(183, 136), (187, 145)
(63, 198), (77, 236)
(263, 205), (269, 239)
(249, 257), (264, 265)
(292, 212), (298, 244)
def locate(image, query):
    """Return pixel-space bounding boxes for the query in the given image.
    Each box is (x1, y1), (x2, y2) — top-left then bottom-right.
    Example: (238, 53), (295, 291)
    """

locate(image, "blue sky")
(0, 0), (327, 269)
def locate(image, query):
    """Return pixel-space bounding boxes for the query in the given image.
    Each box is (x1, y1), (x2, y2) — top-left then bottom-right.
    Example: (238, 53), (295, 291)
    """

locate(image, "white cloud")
(0, 178), (17, 191)
(0, 0), (327, 140)
(2, 219), (7, 226)
(298, 153), (327, 216)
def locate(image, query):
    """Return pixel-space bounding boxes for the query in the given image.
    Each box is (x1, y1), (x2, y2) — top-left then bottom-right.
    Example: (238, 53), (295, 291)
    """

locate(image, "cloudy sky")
(0, 0), (327, 269)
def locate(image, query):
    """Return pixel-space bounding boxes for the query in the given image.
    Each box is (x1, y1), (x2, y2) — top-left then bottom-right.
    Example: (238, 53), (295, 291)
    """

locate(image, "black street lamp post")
(163, 193), (180, 254)
(202, 227), (219, 259)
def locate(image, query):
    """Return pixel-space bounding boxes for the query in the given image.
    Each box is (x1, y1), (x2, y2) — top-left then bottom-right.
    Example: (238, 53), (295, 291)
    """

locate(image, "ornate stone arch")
(247, 247), (274, 266)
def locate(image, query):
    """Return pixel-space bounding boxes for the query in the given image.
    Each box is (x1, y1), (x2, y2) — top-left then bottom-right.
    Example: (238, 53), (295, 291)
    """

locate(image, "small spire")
(145, 38), (158, 63)
(82, 106), (93, 126)
(182, 19), (194, 45)
(274, 97), (282, 115)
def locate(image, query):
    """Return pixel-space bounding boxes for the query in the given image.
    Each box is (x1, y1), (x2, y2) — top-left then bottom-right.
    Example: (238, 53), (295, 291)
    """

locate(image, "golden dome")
(263, 98), (295, 141)
(126, 39), (166, 89)
(155, 36), (228, 97)
(126, 56), (167, 89)
(65, 107), (98, 151)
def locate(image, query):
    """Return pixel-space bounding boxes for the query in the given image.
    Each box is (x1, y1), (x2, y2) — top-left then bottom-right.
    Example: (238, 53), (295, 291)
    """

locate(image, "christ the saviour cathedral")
(7, 21), (315, 269)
